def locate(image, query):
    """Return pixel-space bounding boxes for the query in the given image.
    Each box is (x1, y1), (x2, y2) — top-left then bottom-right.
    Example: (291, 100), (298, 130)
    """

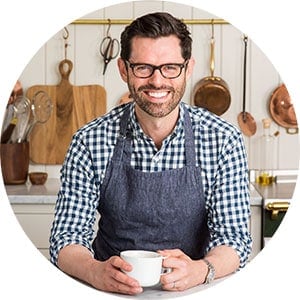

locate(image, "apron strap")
(183, 106), (196, 166)
(114, 104), (196, 167)
(111, 106), (131, 165)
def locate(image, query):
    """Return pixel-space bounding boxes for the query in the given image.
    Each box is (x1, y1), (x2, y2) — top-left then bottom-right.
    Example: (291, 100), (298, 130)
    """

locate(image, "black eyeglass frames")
(125, 60), (189, 79)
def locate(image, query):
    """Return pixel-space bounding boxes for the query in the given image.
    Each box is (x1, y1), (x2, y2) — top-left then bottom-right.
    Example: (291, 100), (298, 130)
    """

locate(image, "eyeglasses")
(125, 60), (189, 79)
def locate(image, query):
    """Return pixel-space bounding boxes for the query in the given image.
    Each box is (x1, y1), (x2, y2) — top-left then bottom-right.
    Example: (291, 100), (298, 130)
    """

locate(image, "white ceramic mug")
(120, 250), (170, 287)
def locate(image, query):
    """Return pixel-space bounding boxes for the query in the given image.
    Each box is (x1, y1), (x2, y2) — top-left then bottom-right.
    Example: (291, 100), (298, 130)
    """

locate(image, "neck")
(135, 106), (180, 149)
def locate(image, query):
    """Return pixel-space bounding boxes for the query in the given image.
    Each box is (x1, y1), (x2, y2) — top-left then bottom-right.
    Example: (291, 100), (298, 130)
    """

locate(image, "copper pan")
(193, 22), (231, 116)
(237, 35), (257, 137)
(269, 83), (298, 134)
(118, 92), (133, 105)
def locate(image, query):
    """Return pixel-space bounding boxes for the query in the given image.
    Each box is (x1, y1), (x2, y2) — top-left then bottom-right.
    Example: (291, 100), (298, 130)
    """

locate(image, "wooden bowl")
(29, 172), (48, 185)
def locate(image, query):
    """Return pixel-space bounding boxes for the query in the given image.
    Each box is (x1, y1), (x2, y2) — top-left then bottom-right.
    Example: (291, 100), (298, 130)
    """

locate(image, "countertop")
(118, 276), (227, 299)
(250, 169), (298, 203)
(6, 178), (262, 205)
(252, 182), (296, 201)
(6, 178), (60, 204)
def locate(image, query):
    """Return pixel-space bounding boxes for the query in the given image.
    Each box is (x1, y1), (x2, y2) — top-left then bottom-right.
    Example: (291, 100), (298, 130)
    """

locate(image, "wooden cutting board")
(26, 59), (106, 164)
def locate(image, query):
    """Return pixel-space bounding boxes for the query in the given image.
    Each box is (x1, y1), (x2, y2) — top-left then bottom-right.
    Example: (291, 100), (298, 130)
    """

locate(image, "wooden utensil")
(237, 35), (257, 137)
(26, 59), (106, 164)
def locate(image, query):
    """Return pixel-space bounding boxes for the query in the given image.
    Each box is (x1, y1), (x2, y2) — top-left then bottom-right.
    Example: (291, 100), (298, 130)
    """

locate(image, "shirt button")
(152, 155), (160, 163)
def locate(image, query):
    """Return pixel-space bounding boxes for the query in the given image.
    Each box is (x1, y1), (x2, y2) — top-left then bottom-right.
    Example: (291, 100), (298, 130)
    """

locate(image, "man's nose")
(148, 69), (165, 86)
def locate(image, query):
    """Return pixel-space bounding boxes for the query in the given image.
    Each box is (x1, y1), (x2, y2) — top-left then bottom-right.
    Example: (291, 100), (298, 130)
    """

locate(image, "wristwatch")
(203, 258), (215, 284)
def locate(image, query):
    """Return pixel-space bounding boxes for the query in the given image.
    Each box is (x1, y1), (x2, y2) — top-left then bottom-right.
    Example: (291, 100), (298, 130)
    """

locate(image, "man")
(50, 12), (252, 295)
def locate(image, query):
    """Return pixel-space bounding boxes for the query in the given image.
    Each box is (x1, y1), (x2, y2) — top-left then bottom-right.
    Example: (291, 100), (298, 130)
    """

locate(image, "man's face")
(118, 35), (194, 118)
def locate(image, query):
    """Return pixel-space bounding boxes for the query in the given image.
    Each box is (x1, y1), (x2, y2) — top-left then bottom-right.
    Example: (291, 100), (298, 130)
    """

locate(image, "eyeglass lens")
(127, 61), (187, 79)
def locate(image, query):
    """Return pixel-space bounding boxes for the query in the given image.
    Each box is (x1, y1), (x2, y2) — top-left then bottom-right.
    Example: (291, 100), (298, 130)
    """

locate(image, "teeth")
(148, 91), (168, 98)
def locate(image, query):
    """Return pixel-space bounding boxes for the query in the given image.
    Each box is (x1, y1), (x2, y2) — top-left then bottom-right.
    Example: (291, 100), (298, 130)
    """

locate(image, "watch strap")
(203, 258), (215, 284)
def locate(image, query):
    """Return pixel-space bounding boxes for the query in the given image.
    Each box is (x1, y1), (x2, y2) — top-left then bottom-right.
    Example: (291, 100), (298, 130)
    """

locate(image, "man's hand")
(90, 255), (143, 295)
(158, 249), (207, 291)
(57, 245), (143, 295)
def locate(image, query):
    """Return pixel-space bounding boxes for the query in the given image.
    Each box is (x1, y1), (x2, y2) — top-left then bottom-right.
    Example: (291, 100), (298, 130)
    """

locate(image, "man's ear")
(117, 58), (128, 83)
(185, 57), (195, 80)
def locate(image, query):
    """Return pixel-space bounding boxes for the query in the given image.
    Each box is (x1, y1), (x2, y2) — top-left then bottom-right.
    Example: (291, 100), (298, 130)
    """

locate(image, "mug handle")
(161, 255), (172, 275)
(161, 267), (172, 275)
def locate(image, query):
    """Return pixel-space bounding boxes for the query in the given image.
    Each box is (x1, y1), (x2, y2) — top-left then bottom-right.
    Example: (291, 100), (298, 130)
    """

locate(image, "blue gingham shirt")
(49, 102), (252, 267)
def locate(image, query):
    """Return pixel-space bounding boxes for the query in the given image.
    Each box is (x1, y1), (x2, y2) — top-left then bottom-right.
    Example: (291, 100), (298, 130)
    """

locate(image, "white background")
(0, 1), (299, 299)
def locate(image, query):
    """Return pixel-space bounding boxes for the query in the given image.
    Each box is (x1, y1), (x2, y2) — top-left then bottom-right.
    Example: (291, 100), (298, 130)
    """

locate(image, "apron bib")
(92, 106), (209, 261)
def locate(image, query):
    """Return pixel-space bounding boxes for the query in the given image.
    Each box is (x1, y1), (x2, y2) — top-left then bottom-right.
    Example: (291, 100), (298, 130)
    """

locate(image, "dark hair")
(120, 12), (192, 61)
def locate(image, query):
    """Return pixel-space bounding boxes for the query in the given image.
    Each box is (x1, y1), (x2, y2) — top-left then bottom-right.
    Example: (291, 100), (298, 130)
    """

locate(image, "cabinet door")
(12, 204), (55, 259)
(12, 204), (99, 260)
(15, 213), (54, 248)
(249, 205), (262, 260)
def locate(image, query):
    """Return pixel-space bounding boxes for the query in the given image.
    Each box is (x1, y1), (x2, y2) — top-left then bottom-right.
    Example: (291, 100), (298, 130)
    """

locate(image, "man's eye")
(163, 65), (180, 73)
(136, 65), (152, 72)
(165, 65), (177, 70)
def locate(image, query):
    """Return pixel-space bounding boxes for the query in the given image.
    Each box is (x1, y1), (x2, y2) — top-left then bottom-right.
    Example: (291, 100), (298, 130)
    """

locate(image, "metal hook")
(211, 19), (215, 39)
(63, 27), (70, 60)
(106, 19), (112, 37)
(63, 27), (69, 40)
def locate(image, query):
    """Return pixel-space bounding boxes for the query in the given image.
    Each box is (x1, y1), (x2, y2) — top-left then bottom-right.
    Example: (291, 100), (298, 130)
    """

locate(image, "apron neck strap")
(114, 104), (196, 166)
(182, 106), (196, 166)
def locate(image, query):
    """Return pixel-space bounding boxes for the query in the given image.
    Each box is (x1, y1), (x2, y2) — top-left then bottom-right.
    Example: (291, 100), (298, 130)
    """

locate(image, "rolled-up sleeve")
(49, 133), (100, 265)
(205, 131), (252, 267)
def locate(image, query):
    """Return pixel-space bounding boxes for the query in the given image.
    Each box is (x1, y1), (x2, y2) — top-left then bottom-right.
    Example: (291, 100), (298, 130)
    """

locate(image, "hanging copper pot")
(193, 21), (231, 116)
(269, 83), (298, 134)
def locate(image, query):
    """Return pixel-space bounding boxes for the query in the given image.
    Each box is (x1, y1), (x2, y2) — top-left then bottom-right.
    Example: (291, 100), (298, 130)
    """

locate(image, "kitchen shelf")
(6, 178), (59, 204)
(71, 18), (229, 25)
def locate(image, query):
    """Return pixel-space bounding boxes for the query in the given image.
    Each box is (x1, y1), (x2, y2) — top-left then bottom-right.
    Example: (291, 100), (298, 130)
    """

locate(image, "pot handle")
(209, 20), (215, 77)
(286, 127), (299, 134)
(210, 37), (215, 77)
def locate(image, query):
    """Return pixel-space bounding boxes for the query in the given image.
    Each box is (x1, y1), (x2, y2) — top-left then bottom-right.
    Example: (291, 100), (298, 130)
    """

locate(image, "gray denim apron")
(92, 106), (209, 261)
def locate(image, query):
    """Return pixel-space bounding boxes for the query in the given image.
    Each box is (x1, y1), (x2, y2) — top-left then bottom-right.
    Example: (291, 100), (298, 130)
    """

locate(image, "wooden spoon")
(238, 35), (257, 137)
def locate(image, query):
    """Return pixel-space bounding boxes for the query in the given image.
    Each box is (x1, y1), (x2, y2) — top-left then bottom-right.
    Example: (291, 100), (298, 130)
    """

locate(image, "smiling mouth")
(146, 91), (169, 99)
(137, 85), (174, 102)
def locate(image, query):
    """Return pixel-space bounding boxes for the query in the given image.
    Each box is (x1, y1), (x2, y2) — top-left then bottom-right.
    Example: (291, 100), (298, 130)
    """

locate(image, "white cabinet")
(12, 203), (55, 260)
(249, 205), (262, 260)
(11, 203), (99, 260)
(11, 202), (262, 261)
(8, 178), (262, 261)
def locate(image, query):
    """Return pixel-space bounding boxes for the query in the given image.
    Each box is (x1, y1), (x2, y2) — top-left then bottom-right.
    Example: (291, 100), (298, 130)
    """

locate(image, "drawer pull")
(265, 201), (289, 220)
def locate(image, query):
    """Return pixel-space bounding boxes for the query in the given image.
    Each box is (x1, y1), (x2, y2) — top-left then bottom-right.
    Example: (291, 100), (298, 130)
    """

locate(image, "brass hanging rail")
(71, 18), (229, 25)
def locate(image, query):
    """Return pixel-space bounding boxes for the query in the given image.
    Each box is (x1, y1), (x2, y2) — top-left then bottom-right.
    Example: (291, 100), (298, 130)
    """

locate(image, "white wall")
(18, 1), (299, 178)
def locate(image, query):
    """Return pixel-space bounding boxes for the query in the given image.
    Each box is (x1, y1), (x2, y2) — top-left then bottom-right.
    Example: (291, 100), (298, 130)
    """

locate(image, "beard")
(128, 82), (186, 118)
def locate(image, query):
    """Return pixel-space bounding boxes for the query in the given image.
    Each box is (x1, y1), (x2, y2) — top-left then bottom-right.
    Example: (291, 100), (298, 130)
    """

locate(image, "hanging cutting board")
(26, 59), (106, 164)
